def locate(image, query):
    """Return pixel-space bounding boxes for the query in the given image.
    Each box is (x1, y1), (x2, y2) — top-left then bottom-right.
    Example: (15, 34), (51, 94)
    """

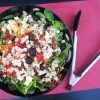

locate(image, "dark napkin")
(2, 88), (100, 100)
(0, 0), (80, 7)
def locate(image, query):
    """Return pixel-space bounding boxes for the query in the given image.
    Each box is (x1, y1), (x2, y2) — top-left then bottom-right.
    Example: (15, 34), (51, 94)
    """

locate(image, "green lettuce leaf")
(0, 21), (5, 28)
(55, 56), (65, 73)
(3, 15), (14, 20)
(35, 12), (45, 18)
(0, 63), (4, 71)
(16, 76), (41, 95)
(44, 9), (54, 21)
(62, 42), (72, 58)
(53, 21), (64, 30)
(54, 32), (63, 47)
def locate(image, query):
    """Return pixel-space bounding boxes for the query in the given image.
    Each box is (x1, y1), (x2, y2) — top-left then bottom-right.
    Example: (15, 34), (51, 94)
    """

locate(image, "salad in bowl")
(0, 5), (73, 96)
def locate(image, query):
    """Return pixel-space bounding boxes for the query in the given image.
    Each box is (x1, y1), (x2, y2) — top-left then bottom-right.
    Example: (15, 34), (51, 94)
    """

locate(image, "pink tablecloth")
(0, 0), (100, 99)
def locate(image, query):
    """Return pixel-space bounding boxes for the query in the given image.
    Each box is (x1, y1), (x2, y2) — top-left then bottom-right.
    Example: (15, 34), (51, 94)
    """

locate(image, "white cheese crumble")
(12, 60), (21, 66)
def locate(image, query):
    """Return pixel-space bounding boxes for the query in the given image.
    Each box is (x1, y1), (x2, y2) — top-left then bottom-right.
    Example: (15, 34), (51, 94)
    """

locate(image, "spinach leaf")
(35, 12), (45, 18)
(0, 63), (3, 71)
(0, 78), (3, 82)
(20, 15), (24, 20)
(0, 21), (5, 28)
(5, 77), (18, 85)
(16, 76), (41, 95)
(47, 57), (53, 64)
(38, 20), (44, 24)
(62, 42), (72, 58)
(0, 41), (3, 48)
(3, 15), (14, 20)
(55, 56), (65, 73)
(53, 21), (64, 30)
(54, 32), (63, 47)
(44, 9), (54, 21)
(0, 32), (6, 39)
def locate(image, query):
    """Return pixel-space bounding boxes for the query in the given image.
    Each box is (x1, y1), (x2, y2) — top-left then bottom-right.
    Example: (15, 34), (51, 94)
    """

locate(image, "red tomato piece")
(48, 80), (57, 88)
(55, 67), (59, 72)
(7, 71), (12, 76)
(3, 33), (10, 40)
(25, 31), (32, 36)
(11, 71), (16, 78)
(36, 52), (43, 62)
(52, 37), (56, 50)
(58, 74), (62, 80)
(39, 35), (44, 40)
(5, 63), (12, 69)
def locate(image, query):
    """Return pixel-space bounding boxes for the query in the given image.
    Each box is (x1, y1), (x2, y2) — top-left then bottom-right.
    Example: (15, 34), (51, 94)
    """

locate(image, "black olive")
(0, 52), (2, 56)
(29, 47), (36, 56)
(41, 74), (46, 79)
(48, 21), (52, 26)
(33, 16), (40, 21)
(29, 10), (34, 15)
(28, 34), (35, 41)
(25, 57), (33, 64)
(9, 36), (16, 41)
(15, 12), (20, 17)
(43, 24), (48, 30)
(43, 21), (52, 30)
(60, 43), (66, 50)
(40, 63), (45, 70)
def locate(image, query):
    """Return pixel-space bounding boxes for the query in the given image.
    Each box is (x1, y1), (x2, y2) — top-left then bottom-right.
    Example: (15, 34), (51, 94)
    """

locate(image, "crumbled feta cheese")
(6, 24), (12, 34)
(36, 47), (41, 53)
(24, 76), (33, 86)
(12, 60), (21, 66)
(15, 38), (19, 42)
(8, 40), (12, 44)
(14, 17), (19, 20)
(56, 30), (60, 33)
(38, 70), (47, 75)
(2, 27), (6, 32)
(61, 40), (65, 43)
(23, 11), (27, 16)
(21, 37), (27, 43)
(65, 34), (69, 40)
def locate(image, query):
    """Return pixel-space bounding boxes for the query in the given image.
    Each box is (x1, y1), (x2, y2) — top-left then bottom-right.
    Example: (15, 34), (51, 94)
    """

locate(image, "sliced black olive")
(28, 34), (35, 41)
(25, 57), (33, 64)
(33, 16), (40, 21)
(60, 43), (66, 50)
(29, 47), (36, 56)
(0, 52), (2, 56)
(9, 36), (16, 41)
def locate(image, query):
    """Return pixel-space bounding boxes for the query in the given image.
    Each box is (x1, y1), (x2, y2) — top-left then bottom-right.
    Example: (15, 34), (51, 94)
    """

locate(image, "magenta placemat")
(0, 0), (100, 99)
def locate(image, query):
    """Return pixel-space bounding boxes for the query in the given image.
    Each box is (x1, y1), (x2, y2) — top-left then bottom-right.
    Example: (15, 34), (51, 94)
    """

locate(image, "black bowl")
(0, 5), (73, 97)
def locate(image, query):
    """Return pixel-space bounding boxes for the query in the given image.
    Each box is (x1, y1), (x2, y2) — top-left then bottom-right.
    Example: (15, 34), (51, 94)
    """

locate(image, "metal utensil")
(65, 10), (81, 90)
(66, 10), (100, 90)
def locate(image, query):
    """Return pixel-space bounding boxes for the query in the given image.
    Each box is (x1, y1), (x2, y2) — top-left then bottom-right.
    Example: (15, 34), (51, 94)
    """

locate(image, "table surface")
(0, 0), (100, 99)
